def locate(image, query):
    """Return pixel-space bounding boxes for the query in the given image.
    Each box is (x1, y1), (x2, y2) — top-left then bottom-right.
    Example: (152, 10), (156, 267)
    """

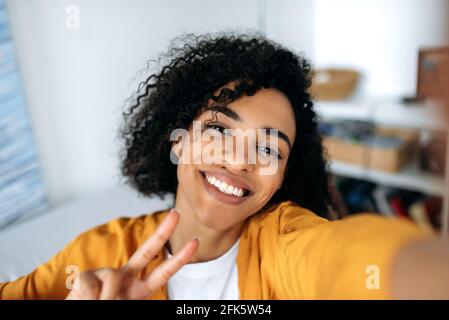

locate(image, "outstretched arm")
(391, 237), (449, 299)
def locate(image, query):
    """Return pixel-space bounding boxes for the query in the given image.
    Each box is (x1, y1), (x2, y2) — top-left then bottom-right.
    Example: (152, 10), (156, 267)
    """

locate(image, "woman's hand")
(65, 209), (198, 300)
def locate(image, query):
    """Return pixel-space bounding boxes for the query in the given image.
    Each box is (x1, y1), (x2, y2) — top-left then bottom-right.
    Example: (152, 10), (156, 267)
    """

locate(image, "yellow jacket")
(0, 200), (430, 299)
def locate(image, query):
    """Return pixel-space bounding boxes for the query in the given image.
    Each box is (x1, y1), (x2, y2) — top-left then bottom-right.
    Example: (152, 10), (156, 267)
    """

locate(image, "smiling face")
(173, 85), (296, 231)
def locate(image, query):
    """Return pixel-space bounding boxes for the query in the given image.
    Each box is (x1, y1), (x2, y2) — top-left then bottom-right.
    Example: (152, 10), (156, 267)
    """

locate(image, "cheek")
(176, 162), (197, 193)
(176, 132), (216, 165)
(257, 173), (284, 200)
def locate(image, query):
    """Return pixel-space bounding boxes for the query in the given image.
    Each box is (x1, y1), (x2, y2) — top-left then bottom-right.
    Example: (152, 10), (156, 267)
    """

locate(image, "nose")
(222, 158), (255, 174)
(222, 136), (255, 174)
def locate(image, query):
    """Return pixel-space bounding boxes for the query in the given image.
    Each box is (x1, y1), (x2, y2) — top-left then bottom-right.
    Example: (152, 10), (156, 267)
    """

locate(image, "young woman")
(1, 33), (447, 300)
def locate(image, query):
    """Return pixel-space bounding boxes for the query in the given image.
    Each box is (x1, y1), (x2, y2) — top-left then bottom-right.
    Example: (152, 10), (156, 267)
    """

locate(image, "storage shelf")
(315, 96), (447, 131)
(329, 160), (444, 196)
(315, 95), (448, 235)
(317, 95), (446, 196)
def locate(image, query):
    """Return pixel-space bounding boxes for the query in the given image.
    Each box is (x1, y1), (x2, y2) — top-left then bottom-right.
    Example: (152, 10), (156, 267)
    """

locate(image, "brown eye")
(206, 124), (226, 133)
(205, 123), (233, 137)
(257, 144), (282, 160)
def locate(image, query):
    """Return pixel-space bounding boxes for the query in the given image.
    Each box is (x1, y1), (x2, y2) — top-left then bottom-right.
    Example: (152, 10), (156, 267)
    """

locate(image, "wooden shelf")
(329, 160), (444, 196)
(315, 96), (447, 131)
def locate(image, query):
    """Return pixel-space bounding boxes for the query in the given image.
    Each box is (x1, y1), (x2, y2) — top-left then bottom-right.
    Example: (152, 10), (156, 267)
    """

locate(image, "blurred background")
(0, 0), (448, 281)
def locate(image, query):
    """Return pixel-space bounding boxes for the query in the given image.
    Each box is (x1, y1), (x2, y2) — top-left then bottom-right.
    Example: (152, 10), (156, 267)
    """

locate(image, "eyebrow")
(208, 105), (241, 121)
(260, 128), (292, 149)
(207, 105), (292, 149)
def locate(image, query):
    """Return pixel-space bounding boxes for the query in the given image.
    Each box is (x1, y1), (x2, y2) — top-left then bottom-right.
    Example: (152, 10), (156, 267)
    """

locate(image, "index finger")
(123, 208), (180, 275)
(124, 237), (199, 300)
(144, 237), (200, 293)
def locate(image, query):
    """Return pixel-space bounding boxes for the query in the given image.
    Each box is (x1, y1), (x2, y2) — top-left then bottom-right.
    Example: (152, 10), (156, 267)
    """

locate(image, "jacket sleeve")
(276, 212), (432, 299)
(0, 217), (137, 300)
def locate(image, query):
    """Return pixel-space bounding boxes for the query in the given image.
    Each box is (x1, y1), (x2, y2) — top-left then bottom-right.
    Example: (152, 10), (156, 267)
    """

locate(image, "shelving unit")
(314, 95), (448, 235)
(315, 95), (446, 130)
(330, 160), (444, 196)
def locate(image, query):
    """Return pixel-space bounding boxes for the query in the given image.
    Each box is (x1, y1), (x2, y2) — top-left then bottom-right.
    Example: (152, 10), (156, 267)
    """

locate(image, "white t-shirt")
(165, 239), (240, 300)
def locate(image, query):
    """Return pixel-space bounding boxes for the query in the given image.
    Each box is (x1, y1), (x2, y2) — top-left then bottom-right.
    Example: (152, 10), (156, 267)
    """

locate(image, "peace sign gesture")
(65, 209), (199, 300)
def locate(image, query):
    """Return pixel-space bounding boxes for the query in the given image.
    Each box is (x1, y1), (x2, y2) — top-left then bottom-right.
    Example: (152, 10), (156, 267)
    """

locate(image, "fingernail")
(192, 236), (200, 242)
(171, 208), (181, 215)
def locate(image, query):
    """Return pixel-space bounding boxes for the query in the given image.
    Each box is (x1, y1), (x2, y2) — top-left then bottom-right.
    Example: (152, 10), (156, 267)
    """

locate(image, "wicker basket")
(322, 127), (419, 173)
(310, 68), (360, 101)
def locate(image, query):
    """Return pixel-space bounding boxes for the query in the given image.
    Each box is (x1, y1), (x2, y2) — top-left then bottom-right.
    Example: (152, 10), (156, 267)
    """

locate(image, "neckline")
(164, 238), (240, 278)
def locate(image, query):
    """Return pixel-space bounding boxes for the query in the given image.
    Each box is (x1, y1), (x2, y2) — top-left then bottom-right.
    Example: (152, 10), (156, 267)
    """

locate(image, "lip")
(198, 170), (253, 206)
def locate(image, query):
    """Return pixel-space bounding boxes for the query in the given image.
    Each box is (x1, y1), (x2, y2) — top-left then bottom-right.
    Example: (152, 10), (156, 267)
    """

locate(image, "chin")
(195, 207), (235, 231)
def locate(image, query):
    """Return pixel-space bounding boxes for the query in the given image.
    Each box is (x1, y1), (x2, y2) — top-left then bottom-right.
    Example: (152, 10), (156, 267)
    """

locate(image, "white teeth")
(203, 173), (246, 198)
(219, 184), (227, 193)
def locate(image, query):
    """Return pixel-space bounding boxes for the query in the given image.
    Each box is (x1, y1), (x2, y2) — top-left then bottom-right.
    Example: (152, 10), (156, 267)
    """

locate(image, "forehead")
(203, 85), (297, 143)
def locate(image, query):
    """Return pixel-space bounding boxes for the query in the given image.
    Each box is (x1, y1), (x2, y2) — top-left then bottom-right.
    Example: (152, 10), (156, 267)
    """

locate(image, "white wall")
(5, 0), (261, 205)
(313, 0), (449, 96)
(265, 0), (316, 58)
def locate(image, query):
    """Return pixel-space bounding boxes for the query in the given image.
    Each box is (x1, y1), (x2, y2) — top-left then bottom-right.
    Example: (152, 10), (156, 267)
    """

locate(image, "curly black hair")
(121, 31), (331, 218)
